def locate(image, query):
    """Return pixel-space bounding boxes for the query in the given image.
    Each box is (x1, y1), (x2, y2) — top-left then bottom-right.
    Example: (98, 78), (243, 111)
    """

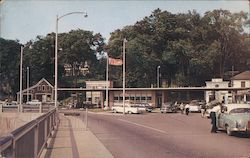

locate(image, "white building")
(85, 81), (113, 107)
(231, 71), (250, 103)
(205, 78), (230, 103)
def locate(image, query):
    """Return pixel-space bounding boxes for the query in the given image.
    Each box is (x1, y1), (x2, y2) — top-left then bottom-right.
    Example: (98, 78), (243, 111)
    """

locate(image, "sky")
(0, 0), (249, 44)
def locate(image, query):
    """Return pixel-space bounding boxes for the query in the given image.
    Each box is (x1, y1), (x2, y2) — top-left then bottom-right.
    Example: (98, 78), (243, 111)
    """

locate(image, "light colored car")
(2, 101), (18, 108)
(217, 104), (250, 136)
(188, 100), (201, 113)
(205, 100), (222, 118)
(26, 99), (42, 106)
(205, 105), (221, 118)
(111, 105), (142, 114)
(137, 103), (153, 112)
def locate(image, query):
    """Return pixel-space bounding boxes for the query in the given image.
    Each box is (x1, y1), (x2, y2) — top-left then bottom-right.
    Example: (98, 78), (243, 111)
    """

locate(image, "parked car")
(111, 105), (142, 114)
(217, 104), (250, 136)
(137, 103), (153, 112)
(205, 100), (222, 118)
(2, 101), (18, 108)
(26, 99), (42, 106)
(161, 102), (177, 113)
(188, 100), (201, 113)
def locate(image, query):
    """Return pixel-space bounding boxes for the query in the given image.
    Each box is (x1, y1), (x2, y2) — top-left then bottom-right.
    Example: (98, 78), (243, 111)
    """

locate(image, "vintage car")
(187, 100), (201, 113)
(111, 104), (142, 114)
(136, 103), (153, 112)
(161, 102), (178, 113)
(217, 104), (250, 136)
(205, 100), (222, 118)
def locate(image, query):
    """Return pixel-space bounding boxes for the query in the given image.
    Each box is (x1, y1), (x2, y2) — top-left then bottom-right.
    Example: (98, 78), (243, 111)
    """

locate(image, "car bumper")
(230, 127), (250, 132)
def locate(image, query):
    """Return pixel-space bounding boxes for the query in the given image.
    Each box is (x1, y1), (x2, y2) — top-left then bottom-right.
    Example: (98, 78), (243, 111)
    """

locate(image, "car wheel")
(128, 111), (132, 114)
(226, 125), (233, 136)
(113, 109), (117, 113)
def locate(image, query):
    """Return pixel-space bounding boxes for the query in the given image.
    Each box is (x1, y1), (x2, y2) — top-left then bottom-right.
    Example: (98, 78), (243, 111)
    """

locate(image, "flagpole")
(106, 54), (109, 109)
(123, 38), (127, 115)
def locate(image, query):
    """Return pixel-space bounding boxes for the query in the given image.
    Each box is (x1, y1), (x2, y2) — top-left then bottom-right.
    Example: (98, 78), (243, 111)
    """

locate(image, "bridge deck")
(40, 113), (113, 158)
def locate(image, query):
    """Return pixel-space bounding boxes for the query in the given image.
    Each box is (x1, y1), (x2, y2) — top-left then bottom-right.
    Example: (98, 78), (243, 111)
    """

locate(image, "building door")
(157, 97), (162, 108)
(42, 95), (47, 102)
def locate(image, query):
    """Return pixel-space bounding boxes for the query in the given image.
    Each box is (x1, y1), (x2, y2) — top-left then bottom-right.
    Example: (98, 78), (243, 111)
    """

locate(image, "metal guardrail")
(0, 104), (55, 113)
(0, 108), (58, 158)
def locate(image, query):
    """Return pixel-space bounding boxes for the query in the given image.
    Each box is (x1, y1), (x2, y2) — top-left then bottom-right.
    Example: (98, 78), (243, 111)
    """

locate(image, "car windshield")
(229, 108), (250, 114)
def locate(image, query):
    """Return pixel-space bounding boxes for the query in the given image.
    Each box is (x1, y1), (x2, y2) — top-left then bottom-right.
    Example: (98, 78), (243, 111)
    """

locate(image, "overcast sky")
(0, 0), (249, 43)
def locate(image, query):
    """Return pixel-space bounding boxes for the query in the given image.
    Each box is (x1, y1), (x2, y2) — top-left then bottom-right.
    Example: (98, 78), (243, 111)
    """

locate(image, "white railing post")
(39, 103), (42, 113)
(44, 118), (48, 148)
(34, 125), (39, 158)
(11, 136), (16, 158)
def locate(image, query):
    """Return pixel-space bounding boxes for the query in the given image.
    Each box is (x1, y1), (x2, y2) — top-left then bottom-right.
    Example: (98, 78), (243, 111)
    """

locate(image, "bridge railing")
(0, 103), (55, 113)
(0, 108), (57, 158)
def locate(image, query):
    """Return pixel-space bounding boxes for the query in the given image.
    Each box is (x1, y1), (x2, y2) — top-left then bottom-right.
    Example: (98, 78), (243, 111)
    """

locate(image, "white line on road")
(118, 119), (168, 134)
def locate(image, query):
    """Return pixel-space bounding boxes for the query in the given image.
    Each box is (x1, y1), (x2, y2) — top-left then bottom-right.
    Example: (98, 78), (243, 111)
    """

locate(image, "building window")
(114, 97), (119, 101)
(130, 96), (135, 101)
(241, 81), (246, 88)
(42, 85), (45, 91)
(215, 84), (219, 88)
(147, 97), (152, 101)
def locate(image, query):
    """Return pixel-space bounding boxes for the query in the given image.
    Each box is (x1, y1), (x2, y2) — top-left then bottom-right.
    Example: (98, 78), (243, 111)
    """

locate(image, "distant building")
(64, 64), (72, 77)
(17, 78), (54, 103)
(85, 81), (113, 108)
(205, 78), (231, 103)
(231, 71), (250, 103)
(64, 61), (89, 77)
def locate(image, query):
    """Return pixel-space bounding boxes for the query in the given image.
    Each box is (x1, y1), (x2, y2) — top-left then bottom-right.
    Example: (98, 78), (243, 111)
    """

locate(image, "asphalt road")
(84, 111), (250, 158)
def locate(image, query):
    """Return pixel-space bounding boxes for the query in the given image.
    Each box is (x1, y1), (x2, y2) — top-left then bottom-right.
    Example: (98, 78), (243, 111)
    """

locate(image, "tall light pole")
(27, 66), (29, 102)
(122, 38), (127, 115)
(55, 11), (88, 108)
(106, 53), (109, 109)
(19, 46), (24, 112)
(157, 66), (161, 88)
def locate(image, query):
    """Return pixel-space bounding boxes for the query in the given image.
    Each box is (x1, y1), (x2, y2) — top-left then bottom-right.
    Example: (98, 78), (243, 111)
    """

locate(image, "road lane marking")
(118, 119), (168, 134)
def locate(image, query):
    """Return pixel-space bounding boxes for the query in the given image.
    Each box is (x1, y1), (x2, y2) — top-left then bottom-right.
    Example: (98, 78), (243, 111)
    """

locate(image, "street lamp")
(19, 45), (24, 112)
(27, 67), (29, 102)
(157, 66), (161, 88)
(54, 11), (88, 108)
(122, 38), (127, 115)
(19, 45), (31, 112)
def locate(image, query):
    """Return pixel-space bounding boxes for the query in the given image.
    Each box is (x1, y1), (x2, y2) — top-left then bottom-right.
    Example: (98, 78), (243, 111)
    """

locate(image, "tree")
(203, 9), (248, 77)
(23, 29), (105, 88)
(0, 38), (21, 99)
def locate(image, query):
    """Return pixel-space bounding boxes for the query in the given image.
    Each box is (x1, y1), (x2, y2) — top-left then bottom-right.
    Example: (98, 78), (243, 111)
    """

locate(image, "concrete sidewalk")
(40, 113), (113, 158)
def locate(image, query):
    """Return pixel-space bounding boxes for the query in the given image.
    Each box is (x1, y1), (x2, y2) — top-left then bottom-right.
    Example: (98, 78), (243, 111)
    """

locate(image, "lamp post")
(122, 38), (127, 115)
(26, 67), (29, 102)
(54, 11), (88, 108)
(157, 66), (161, 88)
(19, 46), (24, 112)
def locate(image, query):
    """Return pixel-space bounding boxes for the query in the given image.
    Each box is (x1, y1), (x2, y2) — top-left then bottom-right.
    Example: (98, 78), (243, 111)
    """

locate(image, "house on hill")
(17, 78), (54, 103)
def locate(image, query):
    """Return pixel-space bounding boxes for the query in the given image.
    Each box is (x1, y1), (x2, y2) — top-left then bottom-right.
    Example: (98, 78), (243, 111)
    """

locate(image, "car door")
(217, 113), (227, 129)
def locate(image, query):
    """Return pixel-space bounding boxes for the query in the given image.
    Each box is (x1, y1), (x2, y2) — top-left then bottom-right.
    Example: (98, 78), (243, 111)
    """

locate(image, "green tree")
(0, 38), (21, 99)
(203, 9), (248, 77)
